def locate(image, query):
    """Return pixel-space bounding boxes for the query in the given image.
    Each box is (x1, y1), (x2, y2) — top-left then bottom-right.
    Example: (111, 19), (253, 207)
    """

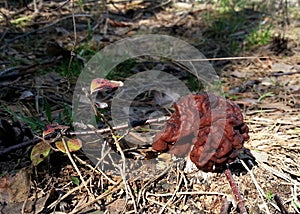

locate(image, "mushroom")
(152, 92), (253, 172)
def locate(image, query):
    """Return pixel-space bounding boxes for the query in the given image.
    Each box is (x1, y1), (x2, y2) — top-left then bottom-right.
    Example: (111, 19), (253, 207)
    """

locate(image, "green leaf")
(71, 176), (80, 186)
(30, 141), (51, 166)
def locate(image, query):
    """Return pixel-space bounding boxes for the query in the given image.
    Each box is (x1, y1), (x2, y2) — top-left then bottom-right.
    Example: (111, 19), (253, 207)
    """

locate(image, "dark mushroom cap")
(152, 93), (250, 172)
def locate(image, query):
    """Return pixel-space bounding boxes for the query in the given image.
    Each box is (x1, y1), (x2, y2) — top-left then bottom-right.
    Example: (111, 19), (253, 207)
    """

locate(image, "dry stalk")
(240, 160), (271, 214)
(61, 137), (93, 197)
(69, 179), (123, 214)
(73, 154), (118, 185)
(47, 177), (92, 210)
(158, 167), (183, 214)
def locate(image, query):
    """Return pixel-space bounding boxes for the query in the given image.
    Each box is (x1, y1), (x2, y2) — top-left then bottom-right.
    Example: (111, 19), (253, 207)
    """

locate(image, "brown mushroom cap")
(152, 93), (250, 172)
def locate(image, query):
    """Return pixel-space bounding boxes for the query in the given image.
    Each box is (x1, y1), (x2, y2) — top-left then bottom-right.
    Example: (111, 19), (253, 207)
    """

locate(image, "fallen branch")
(0, 116), (169, 156)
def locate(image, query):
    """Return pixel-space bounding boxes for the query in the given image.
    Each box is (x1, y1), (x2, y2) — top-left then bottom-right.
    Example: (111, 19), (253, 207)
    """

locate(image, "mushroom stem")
(220, 198), (233, 214)
(274, 195), (289, 214)
(224, 168), (247, 214)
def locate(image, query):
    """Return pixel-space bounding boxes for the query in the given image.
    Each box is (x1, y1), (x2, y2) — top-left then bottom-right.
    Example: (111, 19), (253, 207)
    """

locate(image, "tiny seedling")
(71, 176), (80, 186)
(266, 191), (274, 201)
(246, 25), (272, 49)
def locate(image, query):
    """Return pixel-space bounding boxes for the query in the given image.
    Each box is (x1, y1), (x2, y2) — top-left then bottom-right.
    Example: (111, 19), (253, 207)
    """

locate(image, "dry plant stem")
(61, 138), (92, 196)
(137, 166), (172, 205)
(69, 180), (123, 214)
(158, 168), (183, 214)
(0, 116), (168, 156)
(73, 154), (118, 185)
(146, 197), (177, 214)
(71, 116), (169, 136)
(47, 177), (92, 210)
(147, 191), (227, 197)
(0, 137), (40, 156)
(118, 164), (138, 213)
(291, 186), (300, 214)
(126, 181), (138, 213)
(181, 171), (189, 206)
(67, 0), (77, 85)
(224, 169), (247, 214)
(176, 56), (270, 62)
(240, 160), (271, 214)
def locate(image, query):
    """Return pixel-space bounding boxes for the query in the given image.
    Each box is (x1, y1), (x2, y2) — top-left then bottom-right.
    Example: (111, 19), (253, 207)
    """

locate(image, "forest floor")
(0, 1), (299, 213)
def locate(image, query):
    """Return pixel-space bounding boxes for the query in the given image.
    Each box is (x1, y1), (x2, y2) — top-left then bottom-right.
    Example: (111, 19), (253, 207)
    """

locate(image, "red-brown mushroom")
(152, 93), (253, 172)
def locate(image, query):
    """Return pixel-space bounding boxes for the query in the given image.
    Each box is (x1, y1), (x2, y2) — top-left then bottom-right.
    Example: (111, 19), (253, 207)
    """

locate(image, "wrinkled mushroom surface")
(152, 93), (250, 172)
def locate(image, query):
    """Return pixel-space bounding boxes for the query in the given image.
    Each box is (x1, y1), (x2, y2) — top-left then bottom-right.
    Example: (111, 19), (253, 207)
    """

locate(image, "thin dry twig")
(47, 177), (92, 210)
(240, 160), (271, 214)
(158, 167), (183, 214)
(61, 137), (92, 196)
(73, 154), (118, 185)
(69, 179), (123, 214)
(146, 191), (228, 197)
(176, 56), (270, 62)
(137, 165), (172, 205)
(146, 197), (177, 214)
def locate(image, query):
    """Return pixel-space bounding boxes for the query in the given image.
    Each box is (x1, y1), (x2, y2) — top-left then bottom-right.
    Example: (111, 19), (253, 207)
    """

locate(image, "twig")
(271, 70), (300, 77)
(224, 168), (248, 214)
(118, 164), (138, 213)
(158, 167), (183, 214)
(61, 137), (92, 196)
(66, 0), (78, 89)
(0, 116), (168, 156)
(69, 179), (123, 214)
(240, 160), (271, 214)
(71, 116), (169, 136)
(73, 154), (118, 185)
(137, 166), (172, 205)
(47, 177), (92, 210)
(0, 137), (40, 156)
(0, 60), (58, 80)
(146, 197), (177, 214)
(176, 56), (270, 62)
(181, 169), (189, 206)
(146, 191), (228, 197)
(291, 185), (300, 214)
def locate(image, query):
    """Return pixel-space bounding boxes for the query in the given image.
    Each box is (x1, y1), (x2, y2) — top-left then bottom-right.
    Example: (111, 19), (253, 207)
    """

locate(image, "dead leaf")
(0, 168), (31, 203)
(106, 198), (126, 213)
(90, 78), (123, 94)
(55, 137), (82, 153)
(43, 124), (70, 138)
(272, 63), (294, 72)
(231, 70), (247, 78)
